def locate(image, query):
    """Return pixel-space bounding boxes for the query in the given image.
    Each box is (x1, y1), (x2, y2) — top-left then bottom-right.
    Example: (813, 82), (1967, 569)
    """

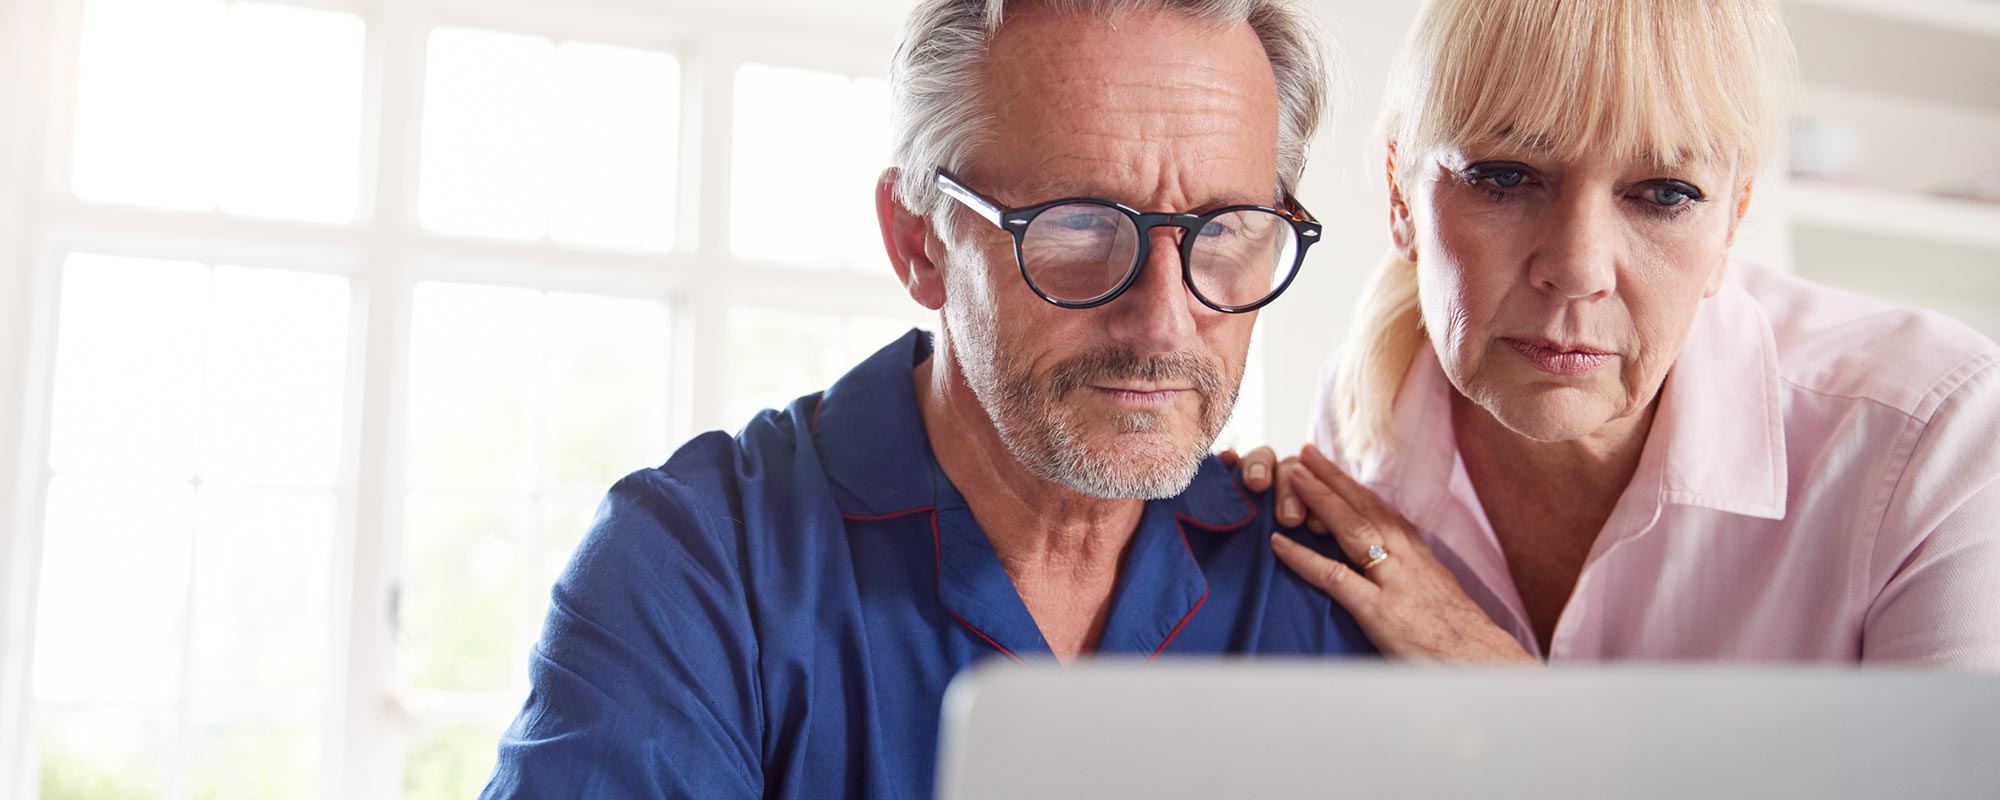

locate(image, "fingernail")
(1281, 498), (1301, 520)
(1247, 463), (1267, 482)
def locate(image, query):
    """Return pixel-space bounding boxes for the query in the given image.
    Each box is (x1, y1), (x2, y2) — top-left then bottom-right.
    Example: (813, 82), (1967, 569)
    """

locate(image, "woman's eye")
(1486, 169), (1527, 189)
(1638, 182), (1703, 209)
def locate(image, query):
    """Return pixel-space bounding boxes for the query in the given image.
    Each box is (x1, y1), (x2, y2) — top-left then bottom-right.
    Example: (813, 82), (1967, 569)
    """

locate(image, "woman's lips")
(1503, 338), (1614, 376)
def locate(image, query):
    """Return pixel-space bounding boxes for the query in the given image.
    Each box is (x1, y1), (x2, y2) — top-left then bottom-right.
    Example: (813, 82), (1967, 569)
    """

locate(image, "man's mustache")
(1046, 350), (1223, 401)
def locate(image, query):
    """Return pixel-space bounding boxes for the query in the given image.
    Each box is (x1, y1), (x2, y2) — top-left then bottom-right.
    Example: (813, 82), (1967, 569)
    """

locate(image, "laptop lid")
(935, 660), (2000, 800)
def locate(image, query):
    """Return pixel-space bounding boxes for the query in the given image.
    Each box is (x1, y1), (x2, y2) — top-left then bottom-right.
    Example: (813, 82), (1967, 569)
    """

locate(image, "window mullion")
(337, 0), (432, 797)
(0, 0), (63, 794)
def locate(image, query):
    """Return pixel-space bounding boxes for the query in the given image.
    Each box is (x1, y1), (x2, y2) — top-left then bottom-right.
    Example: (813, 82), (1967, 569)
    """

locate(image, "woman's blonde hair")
(1333, 0), (1797, 463)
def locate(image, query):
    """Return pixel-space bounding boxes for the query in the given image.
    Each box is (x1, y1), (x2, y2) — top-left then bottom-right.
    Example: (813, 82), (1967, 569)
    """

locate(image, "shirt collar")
(812, 328), (1256, 529)
(1649, 275), (1789, 519)
(811, 329), (1253, 658)
(1367, 274), (1788, 524)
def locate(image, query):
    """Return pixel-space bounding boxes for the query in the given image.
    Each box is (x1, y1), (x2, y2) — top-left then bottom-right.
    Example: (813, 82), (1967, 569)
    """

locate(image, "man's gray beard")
(951, 309), (1238, 500)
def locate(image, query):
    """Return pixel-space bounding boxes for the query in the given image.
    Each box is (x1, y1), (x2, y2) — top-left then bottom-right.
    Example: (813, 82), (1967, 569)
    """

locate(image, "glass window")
(724, 307), (921, 426)
(730, 64), (891, 270)
(398, 281), (671, 709)
(31, 253), (351, 800)
(419, 30), (681, 250)
(69, 0), (364, 223)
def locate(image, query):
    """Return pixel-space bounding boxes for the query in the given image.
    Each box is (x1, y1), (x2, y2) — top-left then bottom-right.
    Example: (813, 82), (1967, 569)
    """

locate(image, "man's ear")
(1386, 143), (1418, 263)
(877, 168), (947, 311)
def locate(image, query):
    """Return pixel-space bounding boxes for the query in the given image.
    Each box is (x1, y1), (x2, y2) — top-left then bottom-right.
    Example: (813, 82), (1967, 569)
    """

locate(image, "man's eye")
(1198, 220), (1232, 238)
(1051, 214), (1111, 232)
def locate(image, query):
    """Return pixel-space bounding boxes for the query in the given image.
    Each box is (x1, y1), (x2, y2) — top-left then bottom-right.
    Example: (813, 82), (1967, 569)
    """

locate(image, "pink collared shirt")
(1310, 265), (2000, 668)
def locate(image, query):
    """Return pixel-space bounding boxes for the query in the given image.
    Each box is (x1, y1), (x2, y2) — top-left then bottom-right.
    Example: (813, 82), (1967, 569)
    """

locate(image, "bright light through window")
(34, 253), (350, 800)
(69, 0), (364, 223)
(724, 308), (921, 427)
(731, 65), (891, 270)
(420, 30), (681, 250)
(399, 282), (672, 797)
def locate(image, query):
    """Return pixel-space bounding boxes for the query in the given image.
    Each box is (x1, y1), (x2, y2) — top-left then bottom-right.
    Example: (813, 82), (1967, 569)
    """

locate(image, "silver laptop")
(935, 660), (2000, 800)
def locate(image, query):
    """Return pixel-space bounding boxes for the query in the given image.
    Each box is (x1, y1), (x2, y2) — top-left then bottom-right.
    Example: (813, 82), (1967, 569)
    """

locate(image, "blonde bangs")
(1387, 0), (1795, 175)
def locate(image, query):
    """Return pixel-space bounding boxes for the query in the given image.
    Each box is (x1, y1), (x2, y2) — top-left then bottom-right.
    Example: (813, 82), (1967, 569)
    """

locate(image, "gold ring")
(1361, 544), (1390, 571)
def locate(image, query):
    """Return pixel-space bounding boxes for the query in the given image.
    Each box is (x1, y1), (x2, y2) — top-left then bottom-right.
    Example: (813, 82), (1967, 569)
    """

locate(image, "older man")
(481, 1), (1370, 797)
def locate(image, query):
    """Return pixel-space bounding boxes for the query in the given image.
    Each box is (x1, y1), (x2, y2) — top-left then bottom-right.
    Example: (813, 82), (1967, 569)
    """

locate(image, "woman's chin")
(1478, 389), (1619, 444)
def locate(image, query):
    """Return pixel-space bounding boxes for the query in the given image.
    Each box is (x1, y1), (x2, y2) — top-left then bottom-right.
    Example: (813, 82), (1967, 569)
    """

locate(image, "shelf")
(1787, 0), (2000, 38)
(1789, 180), (2000, 252)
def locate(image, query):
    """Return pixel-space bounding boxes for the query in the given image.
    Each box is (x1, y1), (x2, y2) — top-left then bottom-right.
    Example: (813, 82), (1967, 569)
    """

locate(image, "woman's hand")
(1218, 445), (1322, 532)
(1266, 444), (1537, 664)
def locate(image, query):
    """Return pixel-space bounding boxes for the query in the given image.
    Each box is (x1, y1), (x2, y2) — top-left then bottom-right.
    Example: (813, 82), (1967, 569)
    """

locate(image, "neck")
(915, 349), (1144, 574)
(1450, 391), (1657, 503)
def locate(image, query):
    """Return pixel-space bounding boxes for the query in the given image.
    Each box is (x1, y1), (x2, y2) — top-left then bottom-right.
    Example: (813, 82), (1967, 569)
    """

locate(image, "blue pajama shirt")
(481, 329), (1374, 799)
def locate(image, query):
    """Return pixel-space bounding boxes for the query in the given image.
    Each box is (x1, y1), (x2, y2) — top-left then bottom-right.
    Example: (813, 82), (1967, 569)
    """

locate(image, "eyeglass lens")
(1018, 204), (1299, 308)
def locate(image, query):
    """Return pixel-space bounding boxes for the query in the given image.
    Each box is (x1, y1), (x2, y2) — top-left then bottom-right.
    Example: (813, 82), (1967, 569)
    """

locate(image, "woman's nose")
(1529, 196), (1619, 300)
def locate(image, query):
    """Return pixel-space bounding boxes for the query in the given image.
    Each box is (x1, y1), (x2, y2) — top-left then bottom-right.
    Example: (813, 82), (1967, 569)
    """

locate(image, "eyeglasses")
(934, 170), (1321, 313)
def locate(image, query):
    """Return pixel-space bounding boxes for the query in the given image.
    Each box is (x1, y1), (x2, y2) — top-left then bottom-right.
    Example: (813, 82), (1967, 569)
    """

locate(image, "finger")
(1286, 467), (1387, 570)
(1237, 445), (1278, 492)
(1297, 444), (1414, 547)
(1273, 457), (1305, 526)
(1217, 449), (1239, 468)
(1271, 533), (1379, 613)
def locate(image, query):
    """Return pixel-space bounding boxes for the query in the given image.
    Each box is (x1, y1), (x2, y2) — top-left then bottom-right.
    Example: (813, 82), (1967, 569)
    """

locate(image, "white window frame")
(0, 0), (929, 796)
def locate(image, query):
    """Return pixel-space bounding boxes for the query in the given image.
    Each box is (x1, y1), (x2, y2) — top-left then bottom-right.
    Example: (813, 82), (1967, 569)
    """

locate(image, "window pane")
(400, 493), (527, 692)
(190, 485), (337, 696)
(216, 3), (366, 223)
(724, 308), (919, 427)
(48, 254), (207, 478)
(404, 722), (508, 800)
(70, 0), (364, 222)
(189, 724), (318, 800)
(730, 66), (892, 269)
(543, 292), (671, 487)
(37, 707), (177, 800)
(33, 478), (194, 705)
(70, 0), (225, 210)
(548, 43), (681, 251)
(419, 28), (557, 240)
(419, 31), (681, 248)
(407, 282), (543, 490)
(200, 266), (351, 485)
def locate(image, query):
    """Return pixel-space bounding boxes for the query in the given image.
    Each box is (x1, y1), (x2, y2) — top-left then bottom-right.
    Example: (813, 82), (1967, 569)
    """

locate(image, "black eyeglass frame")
(934, 169), (1322, 314)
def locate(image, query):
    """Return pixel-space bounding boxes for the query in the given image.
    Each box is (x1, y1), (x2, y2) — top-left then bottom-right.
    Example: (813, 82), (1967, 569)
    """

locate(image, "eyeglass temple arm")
(1283, 192), (1319, 224)
(934, 171), (1006, 228)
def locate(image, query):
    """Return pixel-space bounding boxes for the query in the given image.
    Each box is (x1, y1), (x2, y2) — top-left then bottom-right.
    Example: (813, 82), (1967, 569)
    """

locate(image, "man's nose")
(1529, 195), (1619, 301)
(1102, 226), (1201, 354)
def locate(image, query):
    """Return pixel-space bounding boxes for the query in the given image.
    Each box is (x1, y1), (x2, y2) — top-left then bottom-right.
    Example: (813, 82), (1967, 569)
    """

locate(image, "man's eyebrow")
(1006, 181), (1277, 212)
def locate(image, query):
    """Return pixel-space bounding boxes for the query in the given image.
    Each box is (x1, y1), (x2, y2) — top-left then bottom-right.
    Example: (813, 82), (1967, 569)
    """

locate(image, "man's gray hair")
(889, 0), (1330, 221)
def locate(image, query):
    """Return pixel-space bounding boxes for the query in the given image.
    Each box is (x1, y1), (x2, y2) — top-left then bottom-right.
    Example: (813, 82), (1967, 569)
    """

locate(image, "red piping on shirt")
(1176, 476), (1258, 532)
(1150, 521), (1210, 660)
(842, 505), (1026, 664)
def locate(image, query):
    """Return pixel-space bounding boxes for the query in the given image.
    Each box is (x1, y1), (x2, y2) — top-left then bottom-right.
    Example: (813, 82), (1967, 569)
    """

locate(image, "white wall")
(1261, 0), (1421, 450)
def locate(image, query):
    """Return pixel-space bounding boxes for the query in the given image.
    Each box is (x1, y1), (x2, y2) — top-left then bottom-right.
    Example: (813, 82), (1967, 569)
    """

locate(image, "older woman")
(1241, 0), (2000, 666)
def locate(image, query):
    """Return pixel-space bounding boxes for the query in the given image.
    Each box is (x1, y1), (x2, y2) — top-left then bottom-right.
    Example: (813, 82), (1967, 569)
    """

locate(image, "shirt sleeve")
(1862, 361), (2000, 670)
(481, 463), (764, 798)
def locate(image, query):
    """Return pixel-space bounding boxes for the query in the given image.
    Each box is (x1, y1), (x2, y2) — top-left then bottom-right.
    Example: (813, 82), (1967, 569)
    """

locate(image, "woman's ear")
(877, 169), (947, 311)
(1386, 144), (1419, 263)
(1707, 180), (1756, 298)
